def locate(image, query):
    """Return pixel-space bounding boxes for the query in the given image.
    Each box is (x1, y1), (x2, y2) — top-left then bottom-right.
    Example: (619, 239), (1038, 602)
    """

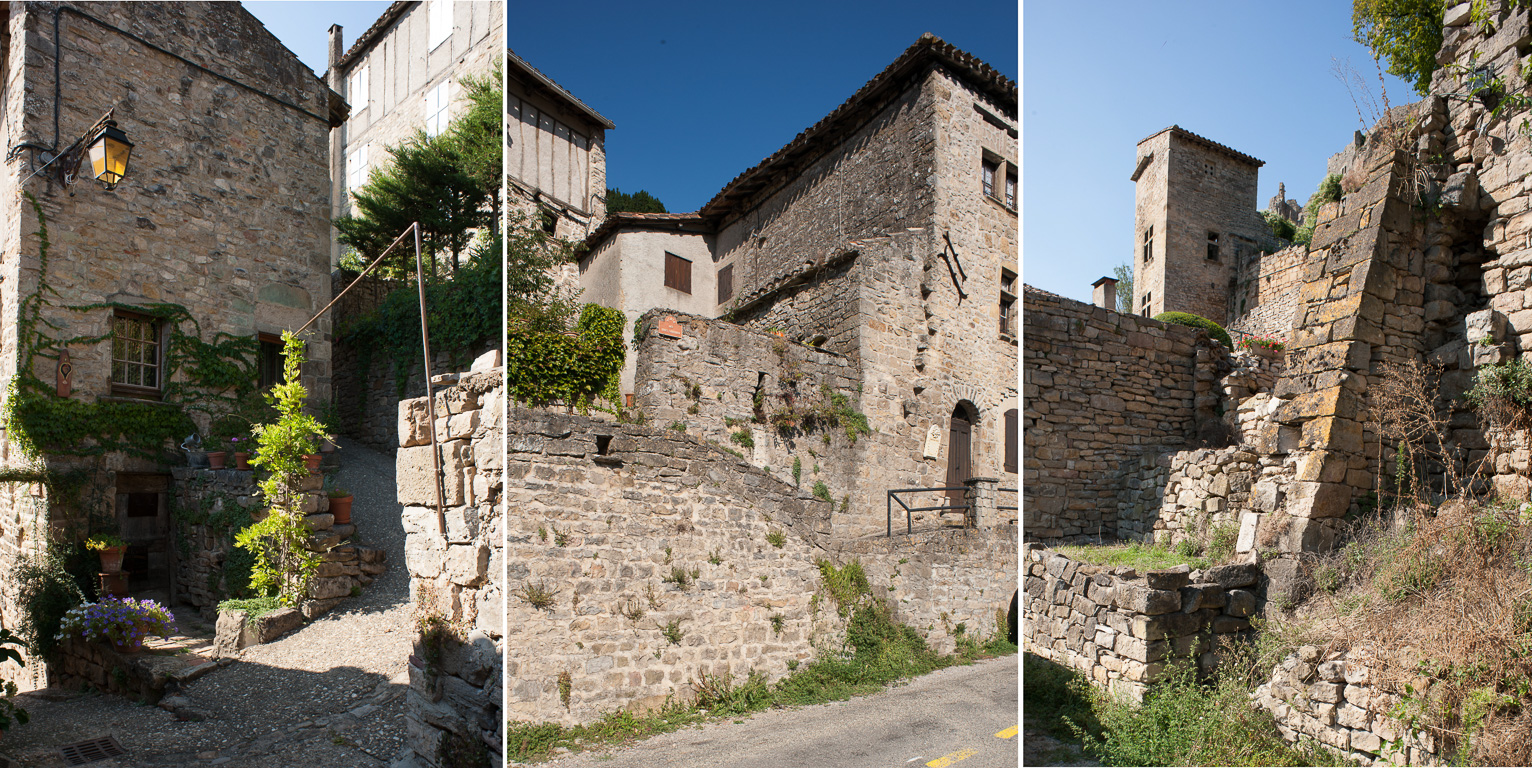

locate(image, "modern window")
(111, 311), (161, 397)
(428, 0), (452, 50)
(717, 264), (734, 304)
(258, 333), (283, 390)
(1143, 225), (1154, 263)
(999, 268), (1017, 336)
(348, 64), (369, 111)
(665, 252), (692, 294)
(346, 144), (370, 190)
(1207, 230), (1220, 261)
(424, 80), (452, 137)
(982, 158), (998, 199)
(1004, 409), (1018, 474)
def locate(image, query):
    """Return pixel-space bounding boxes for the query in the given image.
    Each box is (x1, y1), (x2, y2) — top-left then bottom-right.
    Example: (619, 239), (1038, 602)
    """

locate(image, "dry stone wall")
(1023, 286), (1226, 541)
(398, 369), (503, 767)
(1022, 546), (1264, 701)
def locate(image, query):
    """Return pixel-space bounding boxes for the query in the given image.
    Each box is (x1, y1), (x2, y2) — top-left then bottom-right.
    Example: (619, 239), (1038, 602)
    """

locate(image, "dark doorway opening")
(945, 401), (976, 512)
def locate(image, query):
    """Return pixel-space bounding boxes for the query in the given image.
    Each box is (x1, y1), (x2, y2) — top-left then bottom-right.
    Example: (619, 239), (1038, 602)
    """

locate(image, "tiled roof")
(334, 1), (411, 72)
(1138, 125), (1264, 167)
(509, 49), (615, 130)
(698, 33), (1016, 224)
(581, 212), (708, 253)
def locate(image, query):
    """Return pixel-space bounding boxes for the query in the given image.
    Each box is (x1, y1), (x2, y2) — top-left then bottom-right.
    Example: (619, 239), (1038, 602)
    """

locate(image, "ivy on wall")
(3, 193), (262, 461)
(506, 303), (626, 410)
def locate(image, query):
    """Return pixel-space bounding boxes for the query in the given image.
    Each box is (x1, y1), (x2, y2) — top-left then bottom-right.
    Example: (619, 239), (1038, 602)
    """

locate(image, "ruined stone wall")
(504, 407), (1016, 725)
(1256, 646), (1443, 766)
(1022, 546), (1263, 701)
(1231, 243), (1308, 337)
(1023, 286), (1208, 541)
(398, 369), (502, 767)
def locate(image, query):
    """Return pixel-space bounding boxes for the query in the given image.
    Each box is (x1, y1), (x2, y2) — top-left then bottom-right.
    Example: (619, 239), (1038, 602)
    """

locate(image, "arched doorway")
(946, 401), (976, 513)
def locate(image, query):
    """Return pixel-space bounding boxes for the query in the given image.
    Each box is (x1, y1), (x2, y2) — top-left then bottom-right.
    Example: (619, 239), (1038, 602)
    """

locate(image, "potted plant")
(56, 596), (176, 653)
(85, 533), (128, 574)
(230, 435), (252, 470)
(328, 487), (354, 524)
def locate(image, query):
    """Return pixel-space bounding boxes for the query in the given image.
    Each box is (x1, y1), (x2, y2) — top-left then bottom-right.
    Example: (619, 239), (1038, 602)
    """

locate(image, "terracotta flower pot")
(329, 495), (353, 524)
(99, 570), (129, 598)
(207, 451), (227, 469)
(303, 454), (322, 472)
(98, 545), (126, 574)
(234, 452), (251, 471)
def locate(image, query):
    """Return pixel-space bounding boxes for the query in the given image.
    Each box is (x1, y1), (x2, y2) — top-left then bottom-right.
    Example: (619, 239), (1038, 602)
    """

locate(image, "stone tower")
(1130, 126), (1268, 323)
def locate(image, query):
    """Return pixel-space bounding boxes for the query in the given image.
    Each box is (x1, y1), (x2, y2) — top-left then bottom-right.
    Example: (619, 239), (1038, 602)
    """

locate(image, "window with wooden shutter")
(717, 264), (733, 304)
(1004, 409), (1018, 474)
(665, 252), (692, 294)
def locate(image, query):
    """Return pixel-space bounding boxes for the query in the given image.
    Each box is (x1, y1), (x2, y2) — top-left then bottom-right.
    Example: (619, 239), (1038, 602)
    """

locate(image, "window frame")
(999, 268), (1017, 338)
(1003, 408), (1018, 474)
(981, 158), (997, 199)
(427, 0), (452, 51)
(424, 79), (452, 137)
(1207, 230), (1220, 261)
(258, 333), (284, 390)
(348, 64), (369, 111)
(110, 310), (163, 399)
(1143, 225), (1154, 263)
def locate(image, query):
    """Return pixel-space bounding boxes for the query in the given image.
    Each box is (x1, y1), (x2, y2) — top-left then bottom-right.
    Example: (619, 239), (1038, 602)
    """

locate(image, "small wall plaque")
(656, 315), (683, 339)
(922, 424), (943, 459)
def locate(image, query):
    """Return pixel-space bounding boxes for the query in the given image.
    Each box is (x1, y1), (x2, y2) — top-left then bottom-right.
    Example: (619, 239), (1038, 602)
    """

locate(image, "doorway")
(116, 473), (172, 604)
(945, 402), (976, 513)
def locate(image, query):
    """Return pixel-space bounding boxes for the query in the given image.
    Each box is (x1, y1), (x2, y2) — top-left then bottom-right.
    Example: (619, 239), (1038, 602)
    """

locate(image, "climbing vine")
(3, 193), (261, 461)
(506, 303), (626, 411)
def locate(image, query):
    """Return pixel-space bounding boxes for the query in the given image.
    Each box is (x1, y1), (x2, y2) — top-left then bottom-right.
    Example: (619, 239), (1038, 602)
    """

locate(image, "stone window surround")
(981, 149), (1017, 213)
(1143, 224), (1154, 263)
(999, 267), (1017, 339)
(110, 310), (163, 400)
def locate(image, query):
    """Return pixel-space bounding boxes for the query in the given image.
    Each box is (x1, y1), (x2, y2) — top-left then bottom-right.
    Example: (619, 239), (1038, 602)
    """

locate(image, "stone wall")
(398, 369), (503, 767)
(1022, 546), (1263, 701)
(1255, 645), (1442, 766)
(505, 407), (1016, 725)
(1023, 286), (1222, 541)
(1231, 243), (1308, 338)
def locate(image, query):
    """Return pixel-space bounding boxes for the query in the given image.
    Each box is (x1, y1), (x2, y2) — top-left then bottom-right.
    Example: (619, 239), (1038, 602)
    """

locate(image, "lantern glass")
(88, 124), (132, 188)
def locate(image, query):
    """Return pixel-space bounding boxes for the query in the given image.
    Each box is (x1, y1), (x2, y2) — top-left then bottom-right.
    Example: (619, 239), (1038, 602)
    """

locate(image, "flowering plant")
(1239, 335), (1285, 351)
(228, 435), (247, 452)
(55, 597), (176, 648)
(84, 533), (127, 551)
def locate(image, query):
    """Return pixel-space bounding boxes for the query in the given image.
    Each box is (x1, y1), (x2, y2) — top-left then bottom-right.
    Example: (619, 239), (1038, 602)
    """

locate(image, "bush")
(1151, 312), (1232, 350)
(1468, 359), (1532, 430)
(1294, 174), (1343, 247)
(1261, 210), (1297, 241)
(13, 553), (85, 658)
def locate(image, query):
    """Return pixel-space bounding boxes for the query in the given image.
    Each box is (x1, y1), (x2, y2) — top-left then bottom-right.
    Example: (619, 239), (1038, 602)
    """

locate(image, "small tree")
(606, 188), (667, 215)
(236, 332), (324, 605)
(1113, 262), (1134, 314)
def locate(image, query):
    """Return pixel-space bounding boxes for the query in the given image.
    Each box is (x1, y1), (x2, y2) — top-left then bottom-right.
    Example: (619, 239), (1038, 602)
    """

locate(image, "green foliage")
(1262, 210), (1298, 241)
(216, 594), (281, 619)
(812, 481), (831, 502)
(792, 456), (802, 486)
(1468, 359), (1532, 426)
(506, 302), (626, 411)
(1353, 0), (1446, 96)
(769, 385), (874, 444)
(660, 618), (684, 645)
(1294, 174), (1344, 246)
(236, 334), (324, 606)
(1113, 262), (1134, 314)
(0, 630), (27, 733)
(335, 63), (501, 279)
(766, 530), (787, 548)
(1060, 541), (1209, 571)
(1206, 522), (1239, 563)
(606, 188), (668, 215)
(1151, 312), (1233, 350)
(818, 559), (871, 617)
(516, 581), (558, 610)
(84, 534), (126, 551)
(729, 429), (754, 449)
(12, 551), (85, 659)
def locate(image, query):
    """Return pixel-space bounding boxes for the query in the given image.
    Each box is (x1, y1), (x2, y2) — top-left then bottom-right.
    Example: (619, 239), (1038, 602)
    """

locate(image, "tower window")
(1207, 231), (1220, 261)
(1142, 226), (1154, 263)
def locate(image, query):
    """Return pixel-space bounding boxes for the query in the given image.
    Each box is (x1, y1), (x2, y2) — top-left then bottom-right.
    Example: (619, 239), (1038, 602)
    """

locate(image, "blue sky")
(243, 1), (393, 77)
(1024, 2), (1414, 304)
(509, 0), (1019, 214)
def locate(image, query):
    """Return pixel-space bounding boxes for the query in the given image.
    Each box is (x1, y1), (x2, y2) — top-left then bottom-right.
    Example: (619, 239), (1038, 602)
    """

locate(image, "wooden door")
(946, 406), (973, 513)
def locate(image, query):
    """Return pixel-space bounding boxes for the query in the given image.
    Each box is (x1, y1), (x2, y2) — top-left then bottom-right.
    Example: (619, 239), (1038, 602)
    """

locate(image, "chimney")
(1092, 277), (1118, 310)
(327, 24), (344, 88)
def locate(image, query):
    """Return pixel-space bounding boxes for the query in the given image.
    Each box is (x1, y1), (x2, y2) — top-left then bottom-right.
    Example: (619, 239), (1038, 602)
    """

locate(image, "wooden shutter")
(665, 252), (692, 294)
(717, 264), (733, 303)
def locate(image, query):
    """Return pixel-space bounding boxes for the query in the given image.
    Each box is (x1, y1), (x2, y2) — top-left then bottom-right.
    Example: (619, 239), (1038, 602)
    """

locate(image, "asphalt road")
(541, 654), (1019, 768)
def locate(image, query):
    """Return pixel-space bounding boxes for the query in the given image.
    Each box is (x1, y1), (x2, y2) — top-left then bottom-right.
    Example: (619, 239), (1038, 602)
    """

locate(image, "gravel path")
(0, 437), (417, 768)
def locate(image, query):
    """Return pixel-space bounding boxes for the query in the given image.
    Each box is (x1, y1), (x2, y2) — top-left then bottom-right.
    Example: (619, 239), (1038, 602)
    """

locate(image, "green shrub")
(1206, 522), (1239, 563)
(12, 553), (85, 659)
(812, 481), (831, 502)
(217, 595), (282, 618)
(1294, 174), (1343, 247)
(730, 429), (754, 449)
(1261, 210), (1297, 241)
(1152, 312), (1232, 350)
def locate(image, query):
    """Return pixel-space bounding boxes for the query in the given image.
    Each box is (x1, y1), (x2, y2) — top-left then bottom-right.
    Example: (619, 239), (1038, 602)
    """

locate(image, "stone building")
(1131, 126), (1274, 323)
(577, 34), (1019, 537)
(0, 1), (342, 684)
(508, 49), (613, 240)
(326, 0), (505, 267)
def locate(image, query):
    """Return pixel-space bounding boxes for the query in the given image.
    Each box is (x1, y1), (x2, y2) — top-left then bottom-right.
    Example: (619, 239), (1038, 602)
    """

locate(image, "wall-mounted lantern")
(86, 120), (133, 190)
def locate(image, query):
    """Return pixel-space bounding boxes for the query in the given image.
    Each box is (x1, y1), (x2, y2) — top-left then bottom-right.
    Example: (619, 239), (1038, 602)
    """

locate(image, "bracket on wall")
(939, 232), (967, 301)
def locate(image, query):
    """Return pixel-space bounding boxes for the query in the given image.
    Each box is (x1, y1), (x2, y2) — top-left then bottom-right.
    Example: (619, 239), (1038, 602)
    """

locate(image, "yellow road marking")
(926, 748), (978, 767)
(995, 725), (1018, 739)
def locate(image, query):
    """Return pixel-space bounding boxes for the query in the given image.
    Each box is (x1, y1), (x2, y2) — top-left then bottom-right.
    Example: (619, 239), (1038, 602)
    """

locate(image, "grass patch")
(1023, 652), (1100, 743)
(1058, 541), (1208, 571)
(216, 595), (282, 618)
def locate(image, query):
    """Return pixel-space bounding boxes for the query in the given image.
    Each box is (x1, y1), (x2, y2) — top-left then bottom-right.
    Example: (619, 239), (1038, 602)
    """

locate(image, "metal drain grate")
(58, 735), (126, 766)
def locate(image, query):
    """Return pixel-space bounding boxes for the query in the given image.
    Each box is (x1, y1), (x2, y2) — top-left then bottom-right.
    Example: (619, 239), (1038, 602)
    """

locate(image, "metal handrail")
(887, 487), (969, 536)
(997, 486), (1018, 513)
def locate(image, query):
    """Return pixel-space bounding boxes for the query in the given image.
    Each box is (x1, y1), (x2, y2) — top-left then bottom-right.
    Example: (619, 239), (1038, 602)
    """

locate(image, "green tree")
(335, 62), (503, 280)
(1113, 263), (1134, 314)
(1353, 0), (1445, 96)
(606, 188), (668, 214)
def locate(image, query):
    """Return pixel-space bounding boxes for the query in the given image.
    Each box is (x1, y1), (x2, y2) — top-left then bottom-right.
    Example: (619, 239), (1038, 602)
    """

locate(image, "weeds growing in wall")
(507, 558), (1015, 762)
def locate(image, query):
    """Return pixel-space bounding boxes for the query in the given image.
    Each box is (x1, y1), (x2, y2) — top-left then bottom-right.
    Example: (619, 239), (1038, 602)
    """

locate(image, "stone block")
(1225, 589), (1257, 617)
(214, 609), (249, 656)
(1116, 585), (1181, 615)
(1144, 565), (1190, 590)
(1200, 563), (1259, 589)
(257, 607), (305, 643)
(308, 577), (353, 601)
(1236, 512), (1259, 553)
(446, 543), (490, 587)
(1287, 481), (1352, 519)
